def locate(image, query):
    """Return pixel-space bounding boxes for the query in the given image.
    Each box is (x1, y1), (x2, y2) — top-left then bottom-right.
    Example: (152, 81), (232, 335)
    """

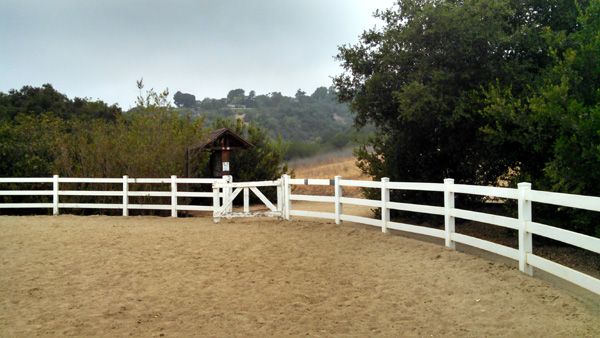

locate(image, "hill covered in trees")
(173, 87), (364, 158)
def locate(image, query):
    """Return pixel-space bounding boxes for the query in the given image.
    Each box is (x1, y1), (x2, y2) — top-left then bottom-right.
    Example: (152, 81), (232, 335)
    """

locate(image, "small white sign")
(222, 161), (230, 172)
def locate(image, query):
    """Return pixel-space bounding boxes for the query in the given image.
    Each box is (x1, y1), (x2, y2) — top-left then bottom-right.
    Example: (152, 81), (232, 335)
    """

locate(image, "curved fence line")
(284, 175), (600, 296)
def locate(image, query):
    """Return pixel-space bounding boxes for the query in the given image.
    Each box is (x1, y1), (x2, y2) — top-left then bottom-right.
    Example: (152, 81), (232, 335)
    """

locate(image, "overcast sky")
(0, 0), (394, 109)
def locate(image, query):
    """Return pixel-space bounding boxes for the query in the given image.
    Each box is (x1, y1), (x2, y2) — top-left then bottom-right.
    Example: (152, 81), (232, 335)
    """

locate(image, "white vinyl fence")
(1, 174), (599, 296)
(282, 175), (600, 296)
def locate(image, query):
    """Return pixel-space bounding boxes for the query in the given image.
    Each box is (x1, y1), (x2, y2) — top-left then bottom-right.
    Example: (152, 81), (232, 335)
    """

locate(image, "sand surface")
(1, 215), (599, 337)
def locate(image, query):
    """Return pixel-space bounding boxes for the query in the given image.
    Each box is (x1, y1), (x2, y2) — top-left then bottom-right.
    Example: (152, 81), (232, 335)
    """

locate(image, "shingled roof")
(190, 128), (253, 151)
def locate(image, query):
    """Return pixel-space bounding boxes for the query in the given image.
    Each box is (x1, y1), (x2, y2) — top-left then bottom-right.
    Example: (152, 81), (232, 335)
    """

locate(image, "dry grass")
(289, 152), (369, 197)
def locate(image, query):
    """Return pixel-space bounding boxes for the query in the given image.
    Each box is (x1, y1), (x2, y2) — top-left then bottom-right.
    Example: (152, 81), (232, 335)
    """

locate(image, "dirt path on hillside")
(0, 215), (598, 337)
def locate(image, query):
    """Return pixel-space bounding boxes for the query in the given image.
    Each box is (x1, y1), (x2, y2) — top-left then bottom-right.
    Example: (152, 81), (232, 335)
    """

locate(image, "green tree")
(173, 91), (196, 108)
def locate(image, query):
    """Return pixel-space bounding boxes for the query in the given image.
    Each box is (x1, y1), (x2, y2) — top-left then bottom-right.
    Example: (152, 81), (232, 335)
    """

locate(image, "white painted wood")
(290, 194), (335, 203)
(0, 177), (53, 183)
(176, 205), (213, 211)
(529, 190), (600, 212)
(290, 210), (336, 220)
(387, 181), (444, 192)
(224, 175), (233, 213)
(59, 203), (123, 209)
(59, 177), (122, 183)
(289, 178), (332, 186)
(518, 182), (533, 276)
(215, 180), (280, 188)
(127, 178), (171, 184)
(451, 184), (518, 199)
(276, 184), (283, 214)
(387, 221), (446, 238)
(451, 233), (520, 260)
(171, 175), (177, 217)
(0, 190), (53, 196)
(450, 208), (519, 230)
(217, 187), (242, 215)
(283, 174), (291, 220)
(212, 183), (221, 223)
(243, 187), (250, 213)
(127, 191), (171, 197)
(122, 175), (129, 216)
(527, 253), (600, 295)
(340, 214), (382, 227)
(527, 221), (600, 255)
(387, 201), (445, 215)
(339, 179), (381, 188)
(52, 174), (59, 215)
(444, 178), (455, 249)
(225, 211), (283, 218)
(59, 190), (124, 196)
(334, 176), (342, 225)
(250, 187), (277, 212)
(173, 178), (222, 184)
(0, 203), (54, 208)
(381, 177), (390, 233)
(340, 197), (381, 208)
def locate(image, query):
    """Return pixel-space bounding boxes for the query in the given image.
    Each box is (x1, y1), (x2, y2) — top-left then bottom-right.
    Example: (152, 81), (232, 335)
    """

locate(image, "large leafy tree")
(334, 0), (582, 202)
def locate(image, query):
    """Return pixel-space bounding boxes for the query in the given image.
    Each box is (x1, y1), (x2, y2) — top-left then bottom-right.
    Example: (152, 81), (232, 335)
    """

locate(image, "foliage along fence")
(1, 174), (599, 297)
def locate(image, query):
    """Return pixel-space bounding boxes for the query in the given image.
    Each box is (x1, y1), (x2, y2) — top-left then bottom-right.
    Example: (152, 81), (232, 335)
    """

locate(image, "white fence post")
(243, 187), (250, 214)
(381, 177), (390, 233)
(171, 175), (177, 218)
(334, 175), (342, 225)
(276, 180), (283, 215)
(212, 181), (221, 223)
(224, 175), (233, 213)
(52, 174), (59, 215)
(518, 182), (534, 276)
(444, 178), (455, 249)
(122, 175), (129, 216)
(283, 174), (291, 220)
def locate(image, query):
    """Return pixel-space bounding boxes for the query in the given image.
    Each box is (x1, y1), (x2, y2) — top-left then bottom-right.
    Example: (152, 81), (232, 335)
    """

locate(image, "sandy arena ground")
(1, 215), (599, 337)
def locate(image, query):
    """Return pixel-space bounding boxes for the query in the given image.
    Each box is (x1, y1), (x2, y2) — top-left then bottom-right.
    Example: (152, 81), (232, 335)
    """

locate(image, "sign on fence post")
(381, 177), (390, 233)
(334, 176), (342, 225)
(171, 175), (177, 218)
(444, 178), (455, 249)
(52, 174), (59, 215)
(122, 175), (129, 216)
(518, 182), (533, 276)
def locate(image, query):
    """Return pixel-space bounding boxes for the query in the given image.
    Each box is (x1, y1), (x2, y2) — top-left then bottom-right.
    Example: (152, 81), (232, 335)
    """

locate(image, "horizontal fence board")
(289, 178), (332, 186)
(451, 184), (518, 199)
(173, 178), (222, 184)
(215, 180), (280, 188)
(0, 190), (53, 196)
(176, 192), (216, 198)
(340, 197), (381, 208)
(387, 221), (445, 238)
(0, 177), (53, 183)
(529, 190), (600, 212)
(527, 253), (600, 295)
(290, 194), (334, 203)
(527, 221), (600, 254)
(225, 211), (283, 218)
(176, 205), (212, 211)
(127, 191), (171, 197)
(59, 178), (122, 183)
(339, 179), (381, 189)
(387, 201), (445, 215)
(340, 214), (381, 227)
(0, 203), (53, 208)
(127, 178), (171, 184)
(451, 208), (518, 230)
(290, 210), (336, 220)
(127, 204), (171, 210)
(58, 203), (122, 209)
(59, 190), (123, 196)
(386, 182), (444, 192)
(452, 233), (519, 260)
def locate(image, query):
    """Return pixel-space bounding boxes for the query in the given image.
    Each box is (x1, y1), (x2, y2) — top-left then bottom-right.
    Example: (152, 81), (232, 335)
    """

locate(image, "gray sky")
(0, 0), (394, 109)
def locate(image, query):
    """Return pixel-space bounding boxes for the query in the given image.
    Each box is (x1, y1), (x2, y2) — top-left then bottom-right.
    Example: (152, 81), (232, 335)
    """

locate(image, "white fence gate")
(212, 179), (284, 221)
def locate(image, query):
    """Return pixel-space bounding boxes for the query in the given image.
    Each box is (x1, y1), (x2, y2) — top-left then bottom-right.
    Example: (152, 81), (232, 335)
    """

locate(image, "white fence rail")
(285, 174), (600, 296)
(1, 174), (599, 296)
(0, 175), (226, 216)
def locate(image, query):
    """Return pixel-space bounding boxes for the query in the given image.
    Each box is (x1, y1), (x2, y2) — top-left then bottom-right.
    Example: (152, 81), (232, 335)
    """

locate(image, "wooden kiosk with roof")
(187, 128), (253, 178)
